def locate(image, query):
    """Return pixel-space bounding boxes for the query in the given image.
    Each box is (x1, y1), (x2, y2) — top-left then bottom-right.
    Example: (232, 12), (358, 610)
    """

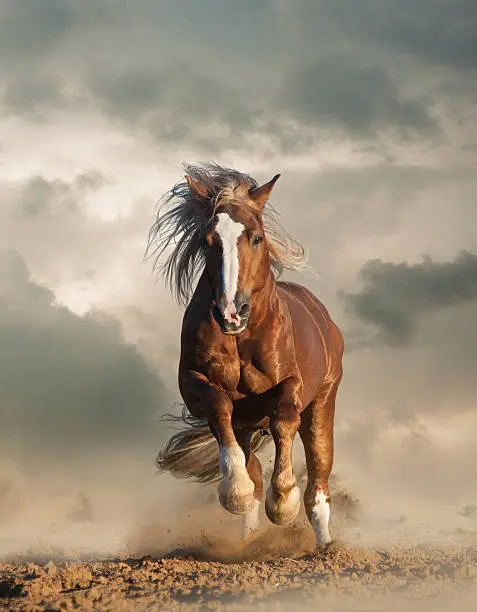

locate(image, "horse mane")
(146, 162), (309, 306)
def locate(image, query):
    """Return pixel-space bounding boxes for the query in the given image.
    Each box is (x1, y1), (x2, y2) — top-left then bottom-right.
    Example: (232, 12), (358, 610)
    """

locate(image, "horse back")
(277, 281), (344, 406)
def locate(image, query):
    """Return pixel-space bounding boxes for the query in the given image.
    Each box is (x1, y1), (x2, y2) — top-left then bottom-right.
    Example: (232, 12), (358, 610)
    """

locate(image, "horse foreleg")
(181, 370), (255, 515)
(265, 378), (302, 526)
(236, 430), (263, 540)
(299, 378), (340, 550)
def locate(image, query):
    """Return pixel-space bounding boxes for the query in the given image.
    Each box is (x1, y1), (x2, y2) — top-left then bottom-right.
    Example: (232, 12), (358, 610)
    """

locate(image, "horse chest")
(207, 349), (275, 396)
(207, 352), (241, 391)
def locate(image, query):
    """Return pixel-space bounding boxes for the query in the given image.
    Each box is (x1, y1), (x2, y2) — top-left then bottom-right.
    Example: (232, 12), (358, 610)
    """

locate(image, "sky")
(0, 0), (476, 555)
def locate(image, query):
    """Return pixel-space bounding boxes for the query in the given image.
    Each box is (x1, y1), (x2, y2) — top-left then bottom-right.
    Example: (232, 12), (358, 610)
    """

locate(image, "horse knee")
(270, 402), (300, 436)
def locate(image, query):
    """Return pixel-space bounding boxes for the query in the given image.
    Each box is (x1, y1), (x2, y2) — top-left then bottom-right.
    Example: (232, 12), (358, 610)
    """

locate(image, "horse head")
(186, 173), (280, 335)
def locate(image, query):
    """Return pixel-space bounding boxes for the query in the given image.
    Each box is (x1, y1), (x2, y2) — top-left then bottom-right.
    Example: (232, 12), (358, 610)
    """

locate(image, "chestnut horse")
(149, 164), (344, 548)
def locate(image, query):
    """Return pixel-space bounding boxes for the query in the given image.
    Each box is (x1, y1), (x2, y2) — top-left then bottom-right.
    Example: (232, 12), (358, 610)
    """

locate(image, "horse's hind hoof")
(265, 484), (300, 526)
(218, 468), (255, 515)
(315, 540), (332, 554)
(314, 538), (338, 556)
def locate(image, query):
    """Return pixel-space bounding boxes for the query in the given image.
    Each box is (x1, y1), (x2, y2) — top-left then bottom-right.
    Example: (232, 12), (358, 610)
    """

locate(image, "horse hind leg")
(236, 430), (263, 540)
(299, 377), (341, 549)
(265, 401), (302, 526)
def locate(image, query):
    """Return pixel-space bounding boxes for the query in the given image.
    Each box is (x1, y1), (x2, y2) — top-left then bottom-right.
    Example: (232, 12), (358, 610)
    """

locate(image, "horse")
(148, 163), (344, 548)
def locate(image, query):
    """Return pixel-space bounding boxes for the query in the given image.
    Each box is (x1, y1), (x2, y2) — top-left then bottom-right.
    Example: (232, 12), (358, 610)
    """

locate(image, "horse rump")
(156, 404), (269, 484)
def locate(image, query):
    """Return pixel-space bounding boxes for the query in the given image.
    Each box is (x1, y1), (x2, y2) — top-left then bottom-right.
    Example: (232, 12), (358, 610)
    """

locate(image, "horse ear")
(185, 175), (209, 199)
(249, 174), (281, 210)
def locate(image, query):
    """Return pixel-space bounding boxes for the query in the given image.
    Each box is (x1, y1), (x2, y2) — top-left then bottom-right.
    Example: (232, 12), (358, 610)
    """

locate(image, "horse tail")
(156, 404), (270, 484)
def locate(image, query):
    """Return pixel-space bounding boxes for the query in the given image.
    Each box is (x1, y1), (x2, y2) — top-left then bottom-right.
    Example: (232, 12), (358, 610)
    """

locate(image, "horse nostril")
(239, 303), (250, 316)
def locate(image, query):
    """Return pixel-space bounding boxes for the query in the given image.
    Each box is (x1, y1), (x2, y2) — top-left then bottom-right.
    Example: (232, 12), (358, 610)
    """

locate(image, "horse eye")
(252, 236), (263, 247)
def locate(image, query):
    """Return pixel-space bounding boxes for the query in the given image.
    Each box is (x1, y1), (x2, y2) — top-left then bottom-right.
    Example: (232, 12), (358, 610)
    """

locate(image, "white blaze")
(215, 213), (244, 319)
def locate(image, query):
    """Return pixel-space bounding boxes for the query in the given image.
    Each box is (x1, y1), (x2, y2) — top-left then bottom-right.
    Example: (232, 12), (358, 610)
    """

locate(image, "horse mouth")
(213, 305), (248, 335)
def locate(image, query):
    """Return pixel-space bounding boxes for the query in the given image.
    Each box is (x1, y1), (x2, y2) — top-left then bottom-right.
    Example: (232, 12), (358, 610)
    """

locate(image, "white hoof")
(218, 466), (255, 515)
(265, 484), (300, 526)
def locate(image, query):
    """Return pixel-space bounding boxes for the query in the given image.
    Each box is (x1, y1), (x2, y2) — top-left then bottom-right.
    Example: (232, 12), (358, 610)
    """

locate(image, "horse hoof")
(218, 487), (255, 515)
(265, 484), (300, 526)
(316, 537), (332, 552)
(218, 469), (255, 515)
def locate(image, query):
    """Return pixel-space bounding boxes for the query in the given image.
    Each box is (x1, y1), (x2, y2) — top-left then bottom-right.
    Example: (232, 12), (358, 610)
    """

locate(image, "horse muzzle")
(213, 302), (250, 335)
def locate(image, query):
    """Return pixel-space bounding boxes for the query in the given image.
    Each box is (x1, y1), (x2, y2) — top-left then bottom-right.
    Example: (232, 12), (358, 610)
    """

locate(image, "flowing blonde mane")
(146, 162), (309, 305)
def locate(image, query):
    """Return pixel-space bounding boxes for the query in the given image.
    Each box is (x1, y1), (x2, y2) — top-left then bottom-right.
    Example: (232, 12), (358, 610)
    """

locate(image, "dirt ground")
(2, 469), (477, 610)
(1, 531), (477, 611)
(1, 476), (476, 611)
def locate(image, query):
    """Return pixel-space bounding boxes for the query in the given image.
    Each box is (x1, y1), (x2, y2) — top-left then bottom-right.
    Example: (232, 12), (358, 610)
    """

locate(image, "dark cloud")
(86, 61), (260, 149)
(278, 0), (477, 73)
(340, 250), (477, 342)
(2, 74), (66, 116)
(0, 0), (112, 62)
(340, 0), (477, 72)
(0, 1), (77, 62)
(278, 56), (436, 136)
(1, 0), (458, 151)
(0, 250), (170, 467)
(18, 172), (106, 217)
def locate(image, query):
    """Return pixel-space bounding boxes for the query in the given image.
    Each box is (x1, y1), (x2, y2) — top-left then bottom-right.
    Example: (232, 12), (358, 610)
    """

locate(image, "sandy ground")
(1, 540), (477, 611)
(2, 466), (477, 610)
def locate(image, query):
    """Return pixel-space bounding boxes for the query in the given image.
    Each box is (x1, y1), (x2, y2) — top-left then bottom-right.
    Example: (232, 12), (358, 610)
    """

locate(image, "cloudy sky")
(0, 0), (476, 553)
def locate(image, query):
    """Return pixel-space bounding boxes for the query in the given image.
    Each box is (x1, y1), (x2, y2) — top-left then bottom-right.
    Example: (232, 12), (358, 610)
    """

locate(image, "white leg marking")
(218, 444), (255, 515)
(310, 490), (331, 547)
(219, 444), (246, 475)
(242, 499), (260, 540)
(215, 213), (244, 324)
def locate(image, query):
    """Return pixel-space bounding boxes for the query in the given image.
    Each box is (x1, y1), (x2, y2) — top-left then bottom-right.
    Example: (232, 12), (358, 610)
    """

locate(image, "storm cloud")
(2, 0), (471, 153)
(278, 56), (436, 137)
(340, 250), (477, 342)
(0, 250), (169, 467)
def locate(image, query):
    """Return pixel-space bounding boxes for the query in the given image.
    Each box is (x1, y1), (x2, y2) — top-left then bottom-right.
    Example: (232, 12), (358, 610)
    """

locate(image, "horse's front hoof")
(218, 468), (255, 515)
(265, 484), (300, 526)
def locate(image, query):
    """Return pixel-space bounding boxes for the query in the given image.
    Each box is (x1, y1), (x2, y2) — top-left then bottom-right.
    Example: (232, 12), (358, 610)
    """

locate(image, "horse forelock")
(146, 162), (310, 305)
